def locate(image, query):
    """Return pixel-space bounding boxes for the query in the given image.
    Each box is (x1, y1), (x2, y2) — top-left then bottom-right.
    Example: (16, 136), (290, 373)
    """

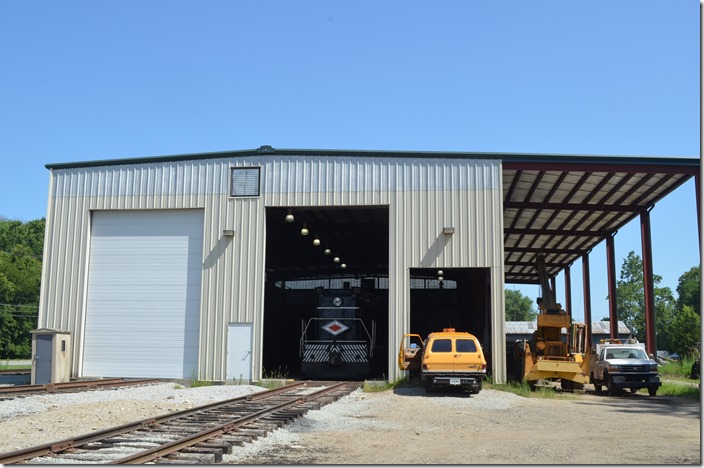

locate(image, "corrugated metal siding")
(39, 155), (506, 383)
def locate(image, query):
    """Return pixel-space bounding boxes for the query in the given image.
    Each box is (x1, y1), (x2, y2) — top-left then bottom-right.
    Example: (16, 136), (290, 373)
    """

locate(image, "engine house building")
(37, 147), (699, 384)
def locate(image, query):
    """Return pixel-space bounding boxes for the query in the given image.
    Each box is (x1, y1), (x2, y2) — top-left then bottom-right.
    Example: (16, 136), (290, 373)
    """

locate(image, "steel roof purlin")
(502, 157), (699, 285)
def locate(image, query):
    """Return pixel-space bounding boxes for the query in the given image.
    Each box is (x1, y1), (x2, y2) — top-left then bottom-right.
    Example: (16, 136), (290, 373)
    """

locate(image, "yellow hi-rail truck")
(514, 255), (590, 390)
(399, 329), (487, 394)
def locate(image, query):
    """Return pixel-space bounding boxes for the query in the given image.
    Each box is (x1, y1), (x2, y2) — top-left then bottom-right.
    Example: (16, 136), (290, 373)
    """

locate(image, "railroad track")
(0, 369), (30, 376)
(0, 380), (359, 464)
(0, 378), (161, 400)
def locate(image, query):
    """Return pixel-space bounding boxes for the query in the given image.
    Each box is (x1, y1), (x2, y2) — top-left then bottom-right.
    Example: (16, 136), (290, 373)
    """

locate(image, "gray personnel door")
(227, 323), (253, 382)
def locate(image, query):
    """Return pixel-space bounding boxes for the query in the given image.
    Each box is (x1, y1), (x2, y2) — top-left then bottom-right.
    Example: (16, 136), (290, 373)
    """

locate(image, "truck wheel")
(592, 374), (602, 393)
(691, 361), (700, 380)
(606, 373), (619, 396)
(648, 387), (657, 397)
(424, 378), (435, 393)
(629, 387), (638, 394)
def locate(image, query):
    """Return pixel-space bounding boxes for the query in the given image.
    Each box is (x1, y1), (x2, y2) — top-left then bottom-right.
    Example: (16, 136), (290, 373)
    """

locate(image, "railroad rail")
(0, 378), (161, 400)
(0, 369), (30, 376)
(0, 380), (359, 464)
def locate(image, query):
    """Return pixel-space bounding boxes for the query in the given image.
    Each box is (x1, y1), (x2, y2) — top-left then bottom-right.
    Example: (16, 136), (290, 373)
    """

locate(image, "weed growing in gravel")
(262, 366), (289, 380)
(191, 379), (213, 388)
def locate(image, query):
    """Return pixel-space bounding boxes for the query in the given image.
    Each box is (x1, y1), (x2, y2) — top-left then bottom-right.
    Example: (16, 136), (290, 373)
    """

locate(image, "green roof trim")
(45, 146), (700, 170)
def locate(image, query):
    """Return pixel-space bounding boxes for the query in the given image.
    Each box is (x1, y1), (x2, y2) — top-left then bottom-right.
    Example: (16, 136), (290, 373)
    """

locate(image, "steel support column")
(641, 208), (657, 357)
(606, 233), (618, 338)
(582, 253), (592, 346)
(564, 265), (572, 322)
(696, 172), (701, 261)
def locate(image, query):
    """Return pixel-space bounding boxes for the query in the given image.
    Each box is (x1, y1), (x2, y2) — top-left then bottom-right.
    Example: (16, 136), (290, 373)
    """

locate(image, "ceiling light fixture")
(313, 235), (321, 246)
(333, 256), (340, 263)
(324, 248), (331, 255)
(300, 223), (309, 236)
(341, 263), (347, 269)
(285, 209), (294, 223)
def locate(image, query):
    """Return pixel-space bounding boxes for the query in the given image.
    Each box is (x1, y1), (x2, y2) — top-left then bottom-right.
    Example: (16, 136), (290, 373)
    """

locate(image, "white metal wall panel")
(39, 154), (507, 383)
(81, 210), (204, 378)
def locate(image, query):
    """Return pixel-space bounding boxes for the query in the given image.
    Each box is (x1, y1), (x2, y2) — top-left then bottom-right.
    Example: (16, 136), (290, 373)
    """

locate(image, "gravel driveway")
(0, 381), (700, 464)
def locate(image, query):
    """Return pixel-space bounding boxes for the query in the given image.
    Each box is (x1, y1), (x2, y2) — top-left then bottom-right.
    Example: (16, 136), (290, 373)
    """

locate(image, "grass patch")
(0, 363), (31, 371)
(486, 381), (559, 398)
(190, 379), (213, 388)
(657, 381), (700, 398)
(362, 376), (410, 392)
(659, 356), (699, 381)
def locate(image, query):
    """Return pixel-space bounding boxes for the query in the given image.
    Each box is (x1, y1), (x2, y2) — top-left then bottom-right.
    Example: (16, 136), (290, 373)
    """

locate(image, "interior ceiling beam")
(504, 201), (641, 212)
(505, 228), (610, 237)
(507, 247), (584, 255)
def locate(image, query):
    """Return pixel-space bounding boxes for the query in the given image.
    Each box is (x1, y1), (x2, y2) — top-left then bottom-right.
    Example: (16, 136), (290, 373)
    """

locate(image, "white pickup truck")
(589, 339), (661, 396)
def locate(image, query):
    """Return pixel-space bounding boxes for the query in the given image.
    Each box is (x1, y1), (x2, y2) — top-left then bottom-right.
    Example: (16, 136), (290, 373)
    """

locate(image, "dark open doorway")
(409, 267), (493, 373)
(262, 206), (390, 380)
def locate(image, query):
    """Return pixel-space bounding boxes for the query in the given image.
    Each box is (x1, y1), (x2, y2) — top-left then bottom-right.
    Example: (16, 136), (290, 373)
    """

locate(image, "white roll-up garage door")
(82, 210), (204, 378)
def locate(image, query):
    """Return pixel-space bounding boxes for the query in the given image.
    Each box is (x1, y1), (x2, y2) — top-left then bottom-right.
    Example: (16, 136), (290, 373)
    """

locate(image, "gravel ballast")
(0, 381), (700, 464)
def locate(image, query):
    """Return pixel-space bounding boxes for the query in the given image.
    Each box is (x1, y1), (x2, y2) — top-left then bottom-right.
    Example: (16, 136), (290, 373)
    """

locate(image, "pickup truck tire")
(605, 372), (619, 396)
(591, 373), (602, 393)
(648, 387), (657, 397)
(424, 377), (435, 393)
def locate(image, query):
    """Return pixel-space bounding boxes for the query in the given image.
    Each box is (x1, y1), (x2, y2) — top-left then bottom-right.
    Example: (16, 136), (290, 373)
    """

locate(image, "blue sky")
(0, 1), (699, 321)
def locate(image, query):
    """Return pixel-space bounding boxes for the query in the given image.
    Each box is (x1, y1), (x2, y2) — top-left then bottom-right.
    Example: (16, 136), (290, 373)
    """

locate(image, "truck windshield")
(609, 348), (648, 359)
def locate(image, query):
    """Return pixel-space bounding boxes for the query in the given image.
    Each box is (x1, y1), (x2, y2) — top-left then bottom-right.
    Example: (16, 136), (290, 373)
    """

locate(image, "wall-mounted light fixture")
(300, 223), (309, 236)
(285, 209), (295, 223)
(223, 229), (235, 237)
(443, 227), (455, 235)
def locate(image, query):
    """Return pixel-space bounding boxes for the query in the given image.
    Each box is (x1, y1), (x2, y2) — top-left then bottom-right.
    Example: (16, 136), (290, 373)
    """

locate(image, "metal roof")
(46, 147), (699, 284)
(502, 157), (698, 284)
(505, 320), (631, 335)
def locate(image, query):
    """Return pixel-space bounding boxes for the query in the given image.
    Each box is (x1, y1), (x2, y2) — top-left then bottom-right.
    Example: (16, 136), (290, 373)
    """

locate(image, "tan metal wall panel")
(39, 155), (506, 383)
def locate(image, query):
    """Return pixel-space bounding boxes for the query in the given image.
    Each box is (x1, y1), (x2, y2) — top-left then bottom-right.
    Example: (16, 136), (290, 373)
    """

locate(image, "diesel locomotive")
(299, 286), (377, 379)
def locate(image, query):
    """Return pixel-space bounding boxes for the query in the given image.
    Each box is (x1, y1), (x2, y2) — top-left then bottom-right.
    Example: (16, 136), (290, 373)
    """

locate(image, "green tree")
(668, 305), (701, 357)
(505, 289), (538, 321)
(676, 266), (700, 316)
(0, 219), (44, 358)
(614, 251), (675, 349)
